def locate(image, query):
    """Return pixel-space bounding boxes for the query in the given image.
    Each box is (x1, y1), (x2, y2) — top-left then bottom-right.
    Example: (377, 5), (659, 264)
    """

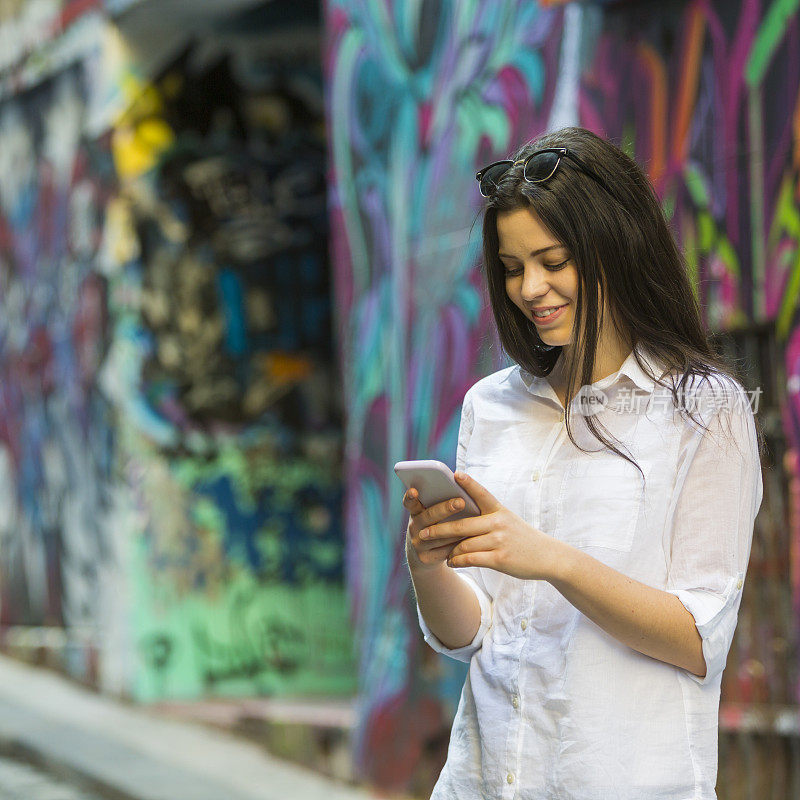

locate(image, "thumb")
(454, 471), (502, 515)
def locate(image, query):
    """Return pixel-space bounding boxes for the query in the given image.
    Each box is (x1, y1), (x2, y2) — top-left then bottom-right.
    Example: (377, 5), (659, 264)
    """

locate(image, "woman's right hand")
(403, 488), (467, 572)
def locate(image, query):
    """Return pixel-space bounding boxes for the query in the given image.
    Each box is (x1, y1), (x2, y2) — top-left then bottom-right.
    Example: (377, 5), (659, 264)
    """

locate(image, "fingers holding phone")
(396, 460), (481, 572)
(404, 489), (468, 570)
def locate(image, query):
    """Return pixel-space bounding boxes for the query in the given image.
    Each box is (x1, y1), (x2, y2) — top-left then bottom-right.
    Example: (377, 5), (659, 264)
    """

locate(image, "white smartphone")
(394, 459), (481, 521)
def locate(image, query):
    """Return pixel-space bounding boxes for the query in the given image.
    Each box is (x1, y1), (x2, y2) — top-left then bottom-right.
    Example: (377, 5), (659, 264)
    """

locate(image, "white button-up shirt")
(416, 347), (763, 799)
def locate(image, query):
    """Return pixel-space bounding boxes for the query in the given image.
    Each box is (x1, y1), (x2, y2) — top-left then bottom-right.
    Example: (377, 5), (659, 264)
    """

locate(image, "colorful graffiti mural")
(325, 0), (800, 793)
(0, 64), (116, 664)
(103, 4), (355, 701)
(0, 25), (118, 685)
(0, 0), (355, 702)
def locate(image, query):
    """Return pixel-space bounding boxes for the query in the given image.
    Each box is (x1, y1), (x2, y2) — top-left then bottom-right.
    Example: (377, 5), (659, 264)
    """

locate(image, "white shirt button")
(737, 578), (743, 589)
(559, 411), (565, 423)
(531, 469), (541, 481)
(507, 773), (515, 784)
(511, 694), (519, 708)
(520, 619), (527, 630)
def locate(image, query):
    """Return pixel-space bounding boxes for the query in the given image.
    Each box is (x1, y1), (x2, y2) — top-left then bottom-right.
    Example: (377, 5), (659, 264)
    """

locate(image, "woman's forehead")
(496, 208), (565, 253)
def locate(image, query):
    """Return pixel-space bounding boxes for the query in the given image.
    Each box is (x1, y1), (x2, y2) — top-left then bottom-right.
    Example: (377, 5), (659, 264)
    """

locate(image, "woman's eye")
(502, 257), (569, 276)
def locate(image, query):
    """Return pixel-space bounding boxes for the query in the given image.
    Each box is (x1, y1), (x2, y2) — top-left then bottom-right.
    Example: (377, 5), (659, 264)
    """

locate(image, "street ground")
(0, 654), (381, 800)
(0, 753), (104, 800)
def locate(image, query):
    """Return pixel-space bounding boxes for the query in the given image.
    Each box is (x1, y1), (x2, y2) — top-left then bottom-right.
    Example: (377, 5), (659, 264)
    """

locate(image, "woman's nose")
(520, 267), (548, 301)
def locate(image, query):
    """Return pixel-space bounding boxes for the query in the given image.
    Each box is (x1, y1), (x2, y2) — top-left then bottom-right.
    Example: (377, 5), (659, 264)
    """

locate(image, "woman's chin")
(539, 335), (570, 348)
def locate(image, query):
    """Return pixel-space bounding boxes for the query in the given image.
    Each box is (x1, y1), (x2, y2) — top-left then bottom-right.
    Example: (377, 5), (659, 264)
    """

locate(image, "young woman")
(403, 127), (764, 799)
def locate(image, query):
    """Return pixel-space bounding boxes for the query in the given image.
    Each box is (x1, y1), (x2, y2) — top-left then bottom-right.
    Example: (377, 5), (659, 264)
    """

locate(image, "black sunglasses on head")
(476, 147), (614, 199)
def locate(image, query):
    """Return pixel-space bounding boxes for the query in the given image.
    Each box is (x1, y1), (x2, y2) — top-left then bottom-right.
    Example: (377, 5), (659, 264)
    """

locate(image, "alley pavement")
(0, 654), (380, 800)
(0, 753), (106, 799)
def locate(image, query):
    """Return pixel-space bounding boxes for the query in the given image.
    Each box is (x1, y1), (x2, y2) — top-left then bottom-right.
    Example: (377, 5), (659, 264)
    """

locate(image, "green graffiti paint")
(133, 573), (357, 701)
(745, 0), (800, 87)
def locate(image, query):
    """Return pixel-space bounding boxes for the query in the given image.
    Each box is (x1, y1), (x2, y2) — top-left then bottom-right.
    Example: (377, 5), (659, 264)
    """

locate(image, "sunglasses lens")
(479, 162), (512, 196)
(524, 151), (561, 182)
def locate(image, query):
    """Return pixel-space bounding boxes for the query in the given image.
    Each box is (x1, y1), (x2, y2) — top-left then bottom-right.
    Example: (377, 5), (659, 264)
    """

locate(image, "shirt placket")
(502, 408), (567, 798)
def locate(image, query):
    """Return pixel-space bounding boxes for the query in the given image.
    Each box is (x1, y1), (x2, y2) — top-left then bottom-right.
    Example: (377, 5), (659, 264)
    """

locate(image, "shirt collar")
(518, 346), (666, 400)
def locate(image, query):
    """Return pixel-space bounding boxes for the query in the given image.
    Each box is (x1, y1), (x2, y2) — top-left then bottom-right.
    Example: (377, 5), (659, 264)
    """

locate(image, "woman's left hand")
(418, 472), (563, 581)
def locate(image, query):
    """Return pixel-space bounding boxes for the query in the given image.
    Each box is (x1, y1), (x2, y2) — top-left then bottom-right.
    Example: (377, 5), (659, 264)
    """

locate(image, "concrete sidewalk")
(0, 654), (381, 800)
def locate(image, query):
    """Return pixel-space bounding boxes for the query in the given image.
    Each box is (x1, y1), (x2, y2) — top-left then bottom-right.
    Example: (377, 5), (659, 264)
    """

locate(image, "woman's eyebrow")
(497, 244), (564, 259)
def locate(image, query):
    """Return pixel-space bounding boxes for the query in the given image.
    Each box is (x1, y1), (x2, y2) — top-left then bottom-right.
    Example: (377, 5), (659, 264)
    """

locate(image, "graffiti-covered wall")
(0, 62), (120, 684)
(107, 2), (355, 700)
(325, 0), (800, 793)
(0, 0), (356, 702)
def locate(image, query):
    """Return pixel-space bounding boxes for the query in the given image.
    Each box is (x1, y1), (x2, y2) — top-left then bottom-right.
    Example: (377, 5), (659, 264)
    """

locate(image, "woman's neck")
(550, 338), (633, 398)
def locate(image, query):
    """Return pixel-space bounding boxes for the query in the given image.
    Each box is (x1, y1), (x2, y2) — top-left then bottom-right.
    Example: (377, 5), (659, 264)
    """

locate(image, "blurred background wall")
(0, 0), (356, 704)
(0, 0), (798, 799)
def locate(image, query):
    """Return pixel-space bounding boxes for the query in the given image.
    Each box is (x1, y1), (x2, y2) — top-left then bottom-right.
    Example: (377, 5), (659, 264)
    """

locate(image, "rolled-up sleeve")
(416, 570), (494, 662)
(663, 379), (763, 686)
(415, 386), (494, 662)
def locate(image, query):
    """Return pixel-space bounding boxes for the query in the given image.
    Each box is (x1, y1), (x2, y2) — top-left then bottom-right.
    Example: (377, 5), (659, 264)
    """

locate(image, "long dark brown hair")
(480, 127), (763, 474)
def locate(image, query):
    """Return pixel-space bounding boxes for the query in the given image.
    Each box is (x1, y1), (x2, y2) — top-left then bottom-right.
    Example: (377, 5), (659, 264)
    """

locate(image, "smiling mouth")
(532, 305), (566, 318)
